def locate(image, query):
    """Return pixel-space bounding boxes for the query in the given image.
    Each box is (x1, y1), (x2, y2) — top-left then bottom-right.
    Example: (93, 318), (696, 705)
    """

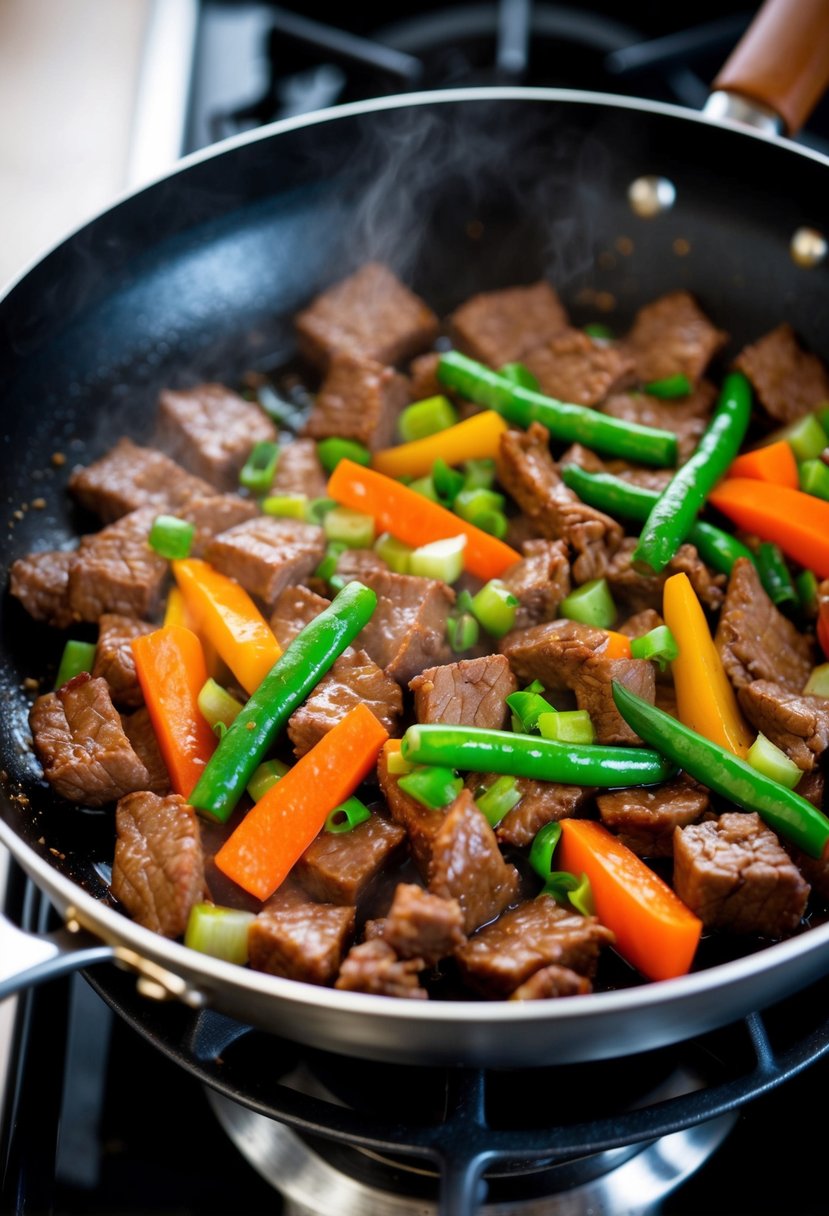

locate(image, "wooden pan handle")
(712, 0), (829, 134)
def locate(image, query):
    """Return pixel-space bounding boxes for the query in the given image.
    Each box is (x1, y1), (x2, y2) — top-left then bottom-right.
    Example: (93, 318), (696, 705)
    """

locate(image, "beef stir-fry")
(11, 262), (829, 1002)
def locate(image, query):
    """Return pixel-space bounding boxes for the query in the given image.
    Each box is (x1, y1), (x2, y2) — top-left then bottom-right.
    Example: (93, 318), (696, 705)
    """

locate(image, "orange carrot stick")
(215, 703), (389, 901)
(327, 458), (520, 581)
(131, 626), (216, 799)
(372, 410), (508, 479)
(728, 440), (799, 489)
(708, 478), (829, 578)
(557, 819), (702, 981)
(598, 630), (633, 660)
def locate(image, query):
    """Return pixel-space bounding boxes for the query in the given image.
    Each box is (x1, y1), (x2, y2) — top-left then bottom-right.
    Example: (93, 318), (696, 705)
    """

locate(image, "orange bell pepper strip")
(371, 410), (508, 479)
(215, 702), (389, 901)
(327, 459), (520, 581)
(662, 571), (752, 758)
(131, 626), (216, 799)
(557, 819), (702, 981)
(728, 440), (799, 489)
(708, 478), (829, 578)
(172, 558), (281, 696)
(597, 630), (633, 660)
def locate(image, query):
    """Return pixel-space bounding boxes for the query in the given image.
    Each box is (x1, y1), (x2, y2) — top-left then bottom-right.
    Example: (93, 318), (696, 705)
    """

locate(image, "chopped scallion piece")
(747, 732), (802, 790)
(316, 437), (371, 475)
(246, 758), (290, 803)
(305, 496), (337, 525)
(409, 535), (466, 583)
(314, 541), (347, 583)
(374, 531), (413, 573)
(198, 678), (244, 735)
(499, 362), (539, 391)
(799, 458), (829, 502)
(537, 709), (595, 745)
(462, 458), (496, 491)
(769, 414), (828, 462)
(239, 441), (280, 494)
(256, 384), (291, 425)
(470, 508), (508, 539)
(566, 871), (595, 917)
(804, 663), (829, 697)
(398, 765), (462, 809)
(542, 871), (594, 915)
(148, 514), (195, 560)
(262, 493), (308, 519)
(559, 578), (616, 629)
(506, 689), (556, 733)
(630, 625), (680, 672)
(453, 487), (505, 524)
(323, 505), (375, 549)
(447, 612), (480, 653)
(324, 795), (371, 834)
(529, 820), (562, 883)
(583, 322), (614, 340)
(470, 579), (518, 638)
(54, 639), (96, 689)
(432, 459), (465, 505)
(398, 395), (458, 443)
(643, 373), (692, 399)
(474, 775), (521, 827)
(184, 903), (255, 965)
(409, 474), (440, 502)
(796, 569), (819, 617)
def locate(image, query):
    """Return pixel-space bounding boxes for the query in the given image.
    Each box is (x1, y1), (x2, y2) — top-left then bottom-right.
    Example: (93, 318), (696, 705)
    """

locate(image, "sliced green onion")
(643, 374), (692, 399)
(262, 493), (308, 519)
(756, 543), (798, 610)
(541, 871), (594, 915)
(747, 732), (802, 790)
(447, 612), (480, 653)
(474, 775), (521, 827)
(537, 710), (595, 745)
(768, 414), (828, 462)
(529, 820), (562, 882)
(198, 678), (244, 735)
(558, 578), (616, 629)
(630, 625), (680, 672)
(374, 531), (413, 573)
(566, 872), (594, 917)
(256, 383), (291, 425)
(469, 508), (508, 539)
(409, 474), (440, 502)
(148, 514), (195, 560)
(386, 748), (415, 776)
(329, 573), (347, 592)
(398, 395), (458, 443)
(499, 362), (539, 391)
(316, 437), (372, 475)
(804, 663), (829, 697)
(583, 322), (614, 340)
(325, 795), (371, 834)
(398, 765), (462, 809)
(246, 758), (290, 803)
(305, 496), (337, 525)
(799, 458), (829, 502)
(470, 579), (518, 638)
(323, 505), (375, 549)
(454, 487), (505, 523)
(796, 569), (819, 617)
(314, 541), (347, 582)
(432, 459), (465, 505)
(814, 403), (829, 436)
(184, 903), (254, 965)
(506, 689), (555, 733)
(54, 639), (96, 689)
(409, 535), (466, 583)
(239, 441), (280, 494)
(462, 458), (496, 491)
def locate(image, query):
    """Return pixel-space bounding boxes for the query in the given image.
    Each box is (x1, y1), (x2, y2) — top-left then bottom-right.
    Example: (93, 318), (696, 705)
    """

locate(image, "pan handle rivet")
(791, 227), (827, 268)
(628, 175), (676, 218)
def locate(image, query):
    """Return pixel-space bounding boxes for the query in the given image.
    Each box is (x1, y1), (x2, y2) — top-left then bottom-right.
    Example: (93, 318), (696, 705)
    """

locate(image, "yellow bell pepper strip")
(662, 572), (752, 758)
(131, 626), (216, 799)
(163, 585), (189, 628)
(215, 703), (389, 901)
(371, 410), (508, 480)
(708, 478), (829, 579)
(557, 819), (702, 981)
(172, 558), (282, 697)
(327, 458), (520, 582)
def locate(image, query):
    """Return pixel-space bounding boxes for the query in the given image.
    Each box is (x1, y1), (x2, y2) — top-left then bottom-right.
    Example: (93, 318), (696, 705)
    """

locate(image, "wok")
(2, 1), (829, 1069)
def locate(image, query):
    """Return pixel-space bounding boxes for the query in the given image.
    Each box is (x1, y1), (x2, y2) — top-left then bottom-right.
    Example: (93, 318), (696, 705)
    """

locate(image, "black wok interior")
(1, 91), (827, 913)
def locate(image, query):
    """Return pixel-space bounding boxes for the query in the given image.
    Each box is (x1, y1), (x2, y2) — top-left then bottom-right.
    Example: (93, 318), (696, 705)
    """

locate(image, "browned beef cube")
(288, 647), (402, 757)
(449, 281), (567, 369)
(508, 964), (592, 1000)
(9, 548), (76, 628)
(271, 438), (328, 499)
(623, 292), (727, 384)
(248, 881), (355, 984)
(428, 790), (520, 934)
(206, 516), (325, 607)
(409, 351), (442, 399)
(294, 814), (406, 905)
(157, 383), (277, 491)
(715, 558), (814, 693)
(606, 537), (724, 616)
(377, 748), (446, 879)
(68, 438), (215, 523)
(499, 618), (608, 691)
(597, 779), (709, 858)
(92, 614), (153, 707)
(492, 779), (594, 848)
(335, 549), (388, 580)
(121, 707), (170, 795)
(30, 674), (150, 805)
(457, 897), (614, 997)
(356, 570), (455, 685)
(737, 681), (829, 772)
(601, 380), (717, 463)
(295, 262), (439, 369)
(673, 812), (810, 937)
(111, 791), (204, 937)
(269, 584), (329, 646)
(523, 329), (635, 406)
(734, 323), (829, 424)
(570, 655), (656, 745)
(501, 539), (571, 629)
(618, 608), (663, 637)
(303, 352), (409, 450)
(335, 939), (427, 998)
(179, 493), (258, 557)
(67, 507), (169, 622)
(409, 654), (517, 731)
(382, 883), (465, 964)
(798, 768), (825, 810)
(497, 424), (622, 583)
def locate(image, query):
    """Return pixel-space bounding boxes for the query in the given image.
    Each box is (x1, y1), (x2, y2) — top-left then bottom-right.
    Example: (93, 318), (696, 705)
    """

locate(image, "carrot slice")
(327, 458), (520, 581)
(728, 440), (799, 489)
(598, 630), (633, 660)
(708, 478), (829, 578)
(215, 703), (389, 901)
(372, 410), (508, 479)
(131, 626), (216, 799)
(557, 819), (702, 981)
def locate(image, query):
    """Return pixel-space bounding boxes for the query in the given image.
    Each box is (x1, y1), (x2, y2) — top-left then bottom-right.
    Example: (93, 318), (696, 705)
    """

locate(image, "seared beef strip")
(508, 965), (592, 1000)
(408, 351), (443, 400)
(270, 437), (328, 500)
(121, 707), (171, 796)
(409, 654), (517, 731)
(427, 790), (520, 934)
(497, 423), (622, 583)
(287, 647), (402, 757)
(111, 791), (204, 938)
(500, 539), (571, 629)
(492, 778), (594, 849)
(617, 608), (663, 637)
(356, 569), (454, 685)
(673, 812), (810, 937)
(68, 437), (215, 523)
(715, 558), (814, 693)
(295, 262), (438, 369)
(92, 613), (153, 707)
(381, 883), (465, 965)
(797, 769), (825, 810)
(248, 882), (355, 984)
(178, 493), (258, 558)
(734, 323), (829, 424)
(29, 674), (150, 805)
(601, 380), (717, 463)
(568, 654), (656, 745)
(737, 681), (829, 771)
(157, 383), (277, 491)
(269, 584), (329, 646)
(622, 291), (727, 384)
(9, 548), (76, 628)
(597, 780), (709, 858)
(205, 516), (325, 607)
(67, 506), (169, 622)
(303, 352), (409, 450)
(523, 328), (635, 406)
(449, 281), (567, 368)
(457, 896), (614, 998)
(294, 814), (406, 904)
(606, 538), (724, 616)
(335, 939), (427, 998)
